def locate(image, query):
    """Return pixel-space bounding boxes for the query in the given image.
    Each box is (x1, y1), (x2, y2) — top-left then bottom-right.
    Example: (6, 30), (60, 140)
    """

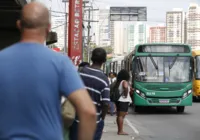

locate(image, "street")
(102, 102), (200, 140)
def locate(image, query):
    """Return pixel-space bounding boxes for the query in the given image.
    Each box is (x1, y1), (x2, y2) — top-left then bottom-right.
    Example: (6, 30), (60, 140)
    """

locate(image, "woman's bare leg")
(117, 111), (128, 135)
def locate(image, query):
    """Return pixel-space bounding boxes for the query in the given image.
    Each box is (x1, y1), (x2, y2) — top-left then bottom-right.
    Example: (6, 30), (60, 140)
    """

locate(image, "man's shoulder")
(1, 42), (48, 54)
(81, 67), (109, 83)
(82, 67), (104, 76)
(7, 42), (45, 49)
(0, 42), (71, 63)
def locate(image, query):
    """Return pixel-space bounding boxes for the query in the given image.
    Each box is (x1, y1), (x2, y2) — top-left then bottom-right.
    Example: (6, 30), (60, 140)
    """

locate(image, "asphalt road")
(126, 102), (200, 140)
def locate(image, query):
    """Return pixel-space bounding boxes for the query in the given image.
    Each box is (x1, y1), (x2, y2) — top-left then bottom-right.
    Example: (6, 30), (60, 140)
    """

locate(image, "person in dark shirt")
(78, 62), (90, 72)
(0, 2), (96, 140)
(70, 48), (110, 140)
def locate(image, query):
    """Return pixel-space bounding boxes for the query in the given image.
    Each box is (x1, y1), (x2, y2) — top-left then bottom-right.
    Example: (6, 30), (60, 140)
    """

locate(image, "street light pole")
(87, 8), (91, 63)
(82, 0), (89, 62)
(64, 3), (67, 55)
(63, 0), (68, 55)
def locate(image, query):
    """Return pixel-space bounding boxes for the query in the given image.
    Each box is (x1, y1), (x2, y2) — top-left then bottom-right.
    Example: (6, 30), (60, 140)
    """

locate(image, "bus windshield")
(135, 56), (192, 83)
(196, 56), (200, 79)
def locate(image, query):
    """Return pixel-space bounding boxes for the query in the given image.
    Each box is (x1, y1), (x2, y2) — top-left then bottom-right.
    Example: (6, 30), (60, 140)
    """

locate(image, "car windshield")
(134, 56), (192, 83)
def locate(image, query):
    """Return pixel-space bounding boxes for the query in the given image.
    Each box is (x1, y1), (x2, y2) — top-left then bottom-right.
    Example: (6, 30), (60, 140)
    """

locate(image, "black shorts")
(116, 101), (129, 112)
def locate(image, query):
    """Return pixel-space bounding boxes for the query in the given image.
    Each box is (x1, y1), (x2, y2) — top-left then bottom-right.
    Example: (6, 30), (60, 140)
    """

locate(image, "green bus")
(132, 44), (193, 113)
(104, 44), (194, 113)
(102, 56), (125, 75)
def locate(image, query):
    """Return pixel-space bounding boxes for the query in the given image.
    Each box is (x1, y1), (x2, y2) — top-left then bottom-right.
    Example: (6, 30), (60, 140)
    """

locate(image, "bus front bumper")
(134, 94), (192, 106)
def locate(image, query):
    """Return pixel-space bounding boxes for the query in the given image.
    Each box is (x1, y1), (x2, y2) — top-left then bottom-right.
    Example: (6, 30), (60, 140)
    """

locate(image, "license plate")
(159, 99), (169, 104)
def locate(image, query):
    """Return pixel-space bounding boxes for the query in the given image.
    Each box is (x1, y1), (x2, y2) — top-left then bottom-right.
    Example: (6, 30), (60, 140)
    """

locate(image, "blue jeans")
(69, 120), (104, 140)
(109, 102), (115, 115)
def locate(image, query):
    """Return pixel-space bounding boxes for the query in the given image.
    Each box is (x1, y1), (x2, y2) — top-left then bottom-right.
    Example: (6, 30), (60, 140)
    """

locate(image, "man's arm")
(59, 56), (96, 140)
(122, 81), (129, 97)
(101, 102), (109, 120)
(68, 89), (96, 140)
(101, 84), (110, 120)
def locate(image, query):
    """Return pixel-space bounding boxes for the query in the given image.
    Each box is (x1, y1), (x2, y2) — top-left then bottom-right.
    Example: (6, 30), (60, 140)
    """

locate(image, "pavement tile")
(102, 115), (137, 140)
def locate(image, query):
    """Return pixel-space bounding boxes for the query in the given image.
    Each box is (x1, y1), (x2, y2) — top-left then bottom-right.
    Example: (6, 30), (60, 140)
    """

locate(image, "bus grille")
(149, 98), (181, 104)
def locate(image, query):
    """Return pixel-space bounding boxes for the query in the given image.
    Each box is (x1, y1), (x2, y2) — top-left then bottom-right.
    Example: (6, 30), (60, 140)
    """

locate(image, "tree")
(49, 44), (58, 49)
(102, 46), (113, 54)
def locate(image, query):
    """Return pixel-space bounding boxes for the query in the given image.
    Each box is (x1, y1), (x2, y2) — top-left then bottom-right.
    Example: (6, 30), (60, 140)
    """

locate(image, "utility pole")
(63, 0), (68, 55)
(82, 0), (89, 61)
(87, 8), (91, 63)
(84, 8), (99, 63)
(82, 0), (99, 62)
(64, 3), (67, 55)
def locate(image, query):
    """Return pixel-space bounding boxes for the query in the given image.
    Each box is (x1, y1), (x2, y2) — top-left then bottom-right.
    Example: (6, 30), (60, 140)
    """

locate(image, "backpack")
(61, 98), (75, 128)
(110, 81), (121, 102)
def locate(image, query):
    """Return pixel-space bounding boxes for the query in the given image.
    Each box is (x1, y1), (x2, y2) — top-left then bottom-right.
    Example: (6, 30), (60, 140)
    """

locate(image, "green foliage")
(83, 47), (89, 62)
(49, 44), (57, 49)
(102, 46), (113, 54)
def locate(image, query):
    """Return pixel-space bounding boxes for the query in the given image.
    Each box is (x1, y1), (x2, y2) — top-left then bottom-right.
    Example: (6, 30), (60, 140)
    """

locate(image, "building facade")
(187, 3), (200, 50)
(127, 23), (147, 53)
(138, 23), (147, 44)
(113, 22), (147, 55)
(166, 9), (185, 43)
(127, 25), (135, 52)
(51, 17), (66, 50)
(113, 21), (126, 55)
(98, 9), (111, 47)
(92, 9), (111, 47)
(110, 21), (115, 49)
(149, 26), (166, 43)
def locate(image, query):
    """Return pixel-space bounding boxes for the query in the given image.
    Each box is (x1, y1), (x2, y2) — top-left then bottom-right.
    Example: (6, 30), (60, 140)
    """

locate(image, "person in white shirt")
(115, 70), (132, 135)
(108, 72), (113, 85)
(108, 72), (117, 115)
(112, 72), (117, 82)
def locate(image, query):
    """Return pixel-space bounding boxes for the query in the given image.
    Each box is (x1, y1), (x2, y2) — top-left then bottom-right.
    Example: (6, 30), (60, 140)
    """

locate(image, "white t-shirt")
(108, 78), (112, 85)
(118, 80), (132, 103)
(109, 77), (117, 85)
(112, 77), (117, 82)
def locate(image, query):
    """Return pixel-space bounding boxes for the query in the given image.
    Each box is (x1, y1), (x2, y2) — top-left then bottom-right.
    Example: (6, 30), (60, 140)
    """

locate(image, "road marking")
(125, 118), (140, 135)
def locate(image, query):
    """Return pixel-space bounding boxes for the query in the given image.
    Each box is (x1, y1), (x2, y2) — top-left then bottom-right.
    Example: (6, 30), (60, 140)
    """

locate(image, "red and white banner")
(68, 0), (83, 66)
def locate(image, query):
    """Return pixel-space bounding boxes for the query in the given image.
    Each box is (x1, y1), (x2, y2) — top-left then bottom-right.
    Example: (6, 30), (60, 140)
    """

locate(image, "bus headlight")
(182, 92), (188, 99)
(182, 89), (192, 99)
(136, 89), (140, 94)
(135, 89), (146, 99)
(140, 93), (146, 98)
(188, 90), (192, 94)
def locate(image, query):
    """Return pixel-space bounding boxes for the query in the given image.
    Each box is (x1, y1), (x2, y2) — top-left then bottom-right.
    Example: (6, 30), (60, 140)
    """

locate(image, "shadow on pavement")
(128, 107), (191, 115)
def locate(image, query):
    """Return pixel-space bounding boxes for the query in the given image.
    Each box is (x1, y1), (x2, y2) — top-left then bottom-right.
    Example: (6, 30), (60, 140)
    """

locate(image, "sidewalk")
(102, 115), (137, 140)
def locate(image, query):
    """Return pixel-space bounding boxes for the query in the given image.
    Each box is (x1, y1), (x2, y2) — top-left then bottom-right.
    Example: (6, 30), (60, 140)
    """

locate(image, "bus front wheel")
(177, 106), (185, 113)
